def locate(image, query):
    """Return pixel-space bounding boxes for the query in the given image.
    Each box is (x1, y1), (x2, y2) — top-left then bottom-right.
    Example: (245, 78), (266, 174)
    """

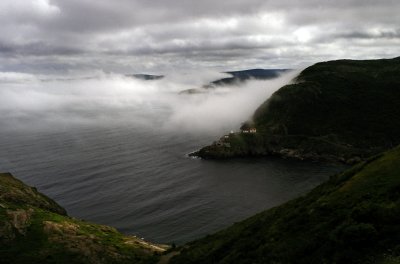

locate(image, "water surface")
(0, 125), (345, 244)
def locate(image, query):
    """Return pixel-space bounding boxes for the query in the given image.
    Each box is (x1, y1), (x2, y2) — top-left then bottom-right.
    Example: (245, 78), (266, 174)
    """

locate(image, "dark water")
(0, 125), (345, 244)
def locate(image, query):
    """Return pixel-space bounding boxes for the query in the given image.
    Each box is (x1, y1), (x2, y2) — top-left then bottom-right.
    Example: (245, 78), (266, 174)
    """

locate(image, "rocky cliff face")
(194, 57), (400, 164)
(0, 173), (168, 264)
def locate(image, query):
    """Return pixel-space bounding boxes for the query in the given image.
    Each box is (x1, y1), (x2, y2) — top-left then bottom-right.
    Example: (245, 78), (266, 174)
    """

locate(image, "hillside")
(193, 57), (400, 163)
(127, 74), (164, 80)
(171, 145), (400, 264)
(179, 69), (289, 95)
(0, 173), (167, 264)
(205, 69), (289, 87)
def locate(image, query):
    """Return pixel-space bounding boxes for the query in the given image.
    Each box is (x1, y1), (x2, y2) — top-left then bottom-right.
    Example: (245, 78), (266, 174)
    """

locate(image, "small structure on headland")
(213, 125), (256, 149)
(240, 122), (257, 134)
(250, 128), (257, 133)
(214, 134), (233, 148)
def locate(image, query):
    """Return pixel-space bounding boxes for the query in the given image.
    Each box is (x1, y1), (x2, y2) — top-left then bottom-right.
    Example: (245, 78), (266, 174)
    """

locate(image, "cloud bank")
(0, 0), (399, 74)
(0, 71), (297, 134)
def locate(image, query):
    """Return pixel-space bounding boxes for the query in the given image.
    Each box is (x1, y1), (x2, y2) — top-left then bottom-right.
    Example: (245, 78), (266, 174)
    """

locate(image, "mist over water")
(0, 70), (298, 134)
(0, 70), (345, 244)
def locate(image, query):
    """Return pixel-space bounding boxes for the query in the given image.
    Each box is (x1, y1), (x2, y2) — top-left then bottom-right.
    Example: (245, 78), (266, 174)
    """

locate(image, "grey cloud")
(0, 41), (85, 56)
(337, 29), (400, 40)
(0, 0), (399, 74)
(0, 43), (14, 54)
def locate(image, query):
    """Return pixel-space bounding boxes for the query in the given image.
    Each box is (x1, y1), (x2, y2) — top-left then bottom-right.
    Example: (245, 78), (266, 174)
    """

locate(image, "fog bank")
(0, 70), (298, 135)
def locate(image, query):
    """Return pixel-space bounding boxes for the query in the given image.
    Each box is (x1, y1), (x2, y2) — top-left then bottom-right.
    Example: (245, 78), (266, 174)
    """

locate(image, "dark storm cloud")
(0, 0), (399, 74)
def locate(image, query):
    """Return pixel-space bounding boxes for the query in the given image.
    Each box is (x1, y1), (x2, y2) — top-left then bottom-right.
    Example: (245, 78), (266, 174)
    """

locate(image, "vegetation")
(2, 57), (400, 263)
(206, 69), (289, 87)
(0, 173), (167, 264)
(172, 145), (400, 264)
(195, 57), (400, 163)
(180, 69), (288, 94)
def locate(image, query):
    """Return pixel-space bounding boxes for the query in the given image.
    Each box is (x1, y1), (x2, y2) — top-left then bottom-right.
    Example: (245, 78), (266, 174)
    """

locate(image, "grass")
(0, 173), (163, 264)
(171, 145), (400, 264)
(254, 58), (400, 149)
(197, 57), (400, 163)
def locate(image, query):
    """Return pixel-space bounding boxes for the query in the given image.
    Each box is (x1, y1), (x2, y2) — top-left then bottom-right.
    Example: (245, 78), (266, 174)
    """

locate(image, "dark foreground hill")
(0, 173), (167, 264)
(2, 147), (400, 264)
(171, 145), (400, 264)
(194, 57), (400, 163)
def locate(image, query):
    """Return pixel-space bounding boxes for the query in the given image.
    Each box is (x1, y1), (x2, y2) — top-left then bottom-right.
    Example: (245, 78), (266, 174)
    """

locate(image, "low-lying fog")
(0, 70), (298, 135)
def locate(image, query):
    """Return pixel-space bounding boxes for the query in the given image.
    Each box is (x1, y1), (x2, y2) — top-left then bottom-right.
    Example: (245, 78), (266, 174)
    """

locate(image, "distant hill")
(193, 57), (400, 163)
(0, 173), (167, 264)
(172, 145), (400, 264)
(179, 69), (289, 95)
(127, 74), (164, 80)
(205, 69), (289, 88)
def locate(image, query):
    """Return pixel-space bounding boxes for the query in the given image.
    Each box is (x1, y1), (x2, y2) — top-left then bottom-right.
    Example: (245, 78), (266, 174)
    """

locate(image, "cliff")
(193, 57), (400, 164)
(0, 173), (168, 264)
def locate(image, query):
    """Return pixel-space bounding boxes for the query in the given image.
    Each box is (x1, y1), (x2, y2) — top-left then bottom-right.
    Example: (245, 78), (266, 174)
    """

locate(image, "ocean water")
(0, 73), (346, 244)
(0, 124), (345, 245)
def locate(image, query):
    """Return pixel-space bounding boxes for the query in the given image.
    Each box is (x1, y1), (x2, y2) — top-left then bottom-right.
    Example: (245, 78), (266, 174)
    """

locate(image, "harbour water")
(0, 125), (344, 244)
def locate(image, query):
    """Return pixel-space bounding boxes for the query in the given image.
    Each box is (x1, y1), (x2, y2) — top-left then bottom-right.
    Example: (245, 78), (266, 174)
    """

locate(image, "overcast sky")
(1, 0), (399, 75)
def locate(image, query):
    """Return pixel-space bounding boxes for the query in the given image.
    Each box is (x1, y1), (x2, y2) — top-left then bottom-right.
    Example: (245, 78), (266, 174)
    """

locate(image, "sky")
(1, 0), (399, 75)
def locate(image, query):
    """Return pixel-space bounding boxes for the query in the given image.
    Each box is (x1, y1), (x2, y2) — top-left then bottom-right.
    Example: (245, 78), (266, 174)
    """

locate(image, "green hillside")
(0, 173), (167, 264)
(171, 145), (400, 264)
(194, 57), (400, 163)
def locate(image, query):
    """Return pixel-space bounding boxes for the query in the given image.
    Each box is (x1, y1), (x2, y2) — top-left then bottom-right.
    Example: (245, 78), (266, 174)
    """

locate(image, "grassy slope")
(172, 146), (400, 264)
(0, 173), (167, 264)
(196, 57), (400, 163)
(254, 57), (400, 146)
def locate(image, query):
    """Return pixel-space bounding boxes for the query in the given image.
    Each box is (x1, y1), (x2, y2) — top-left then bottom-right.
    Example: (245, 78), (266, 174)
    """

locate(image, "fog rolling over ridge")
(0, 68), (344, 246)
(0, 70), (297, 134)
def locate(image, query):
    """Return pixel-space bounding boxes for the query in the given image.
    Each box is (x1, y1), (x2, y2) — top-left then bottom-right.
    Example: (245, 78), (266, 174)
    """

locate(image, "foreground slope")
(173, 146), (400, 264)
(195, 57), (400, 163)
(0, 173), (167, 264)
